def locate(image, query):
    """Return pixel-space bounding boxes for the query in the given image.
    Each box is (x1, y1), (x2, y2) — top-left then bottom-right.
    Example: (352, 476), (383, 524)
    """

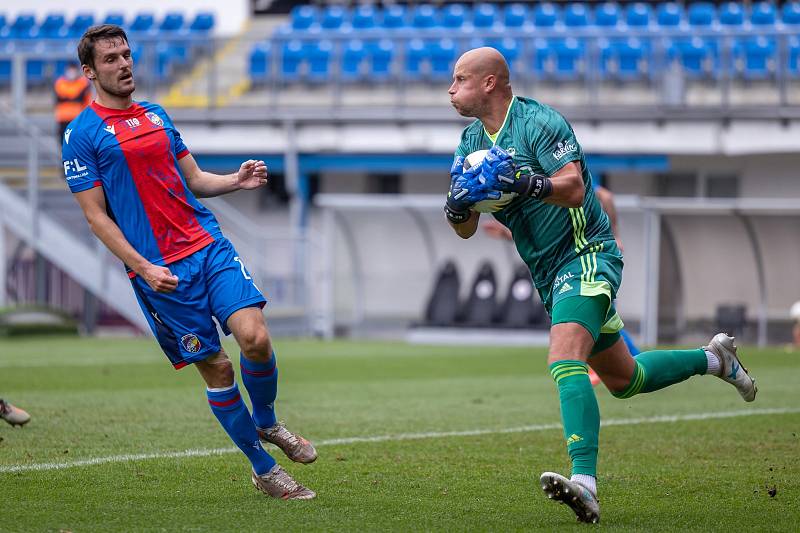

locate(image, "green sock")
(549, 360), (599, 477)
(613, 349), (708, 399)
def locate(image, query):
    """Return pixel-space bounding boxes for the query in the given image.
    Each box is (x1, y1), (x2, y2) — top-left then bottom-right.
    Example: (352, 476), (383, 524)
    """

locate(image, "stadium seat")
(503, 3), (528, 28)
(553, 38), (584, 80)
(0, 58), (10, 86)
(430, 38), (457, 80)
(290, 5), (317, 31)
(321, 5), (346, 30)
(441, 4), (468, 29)
(657, 3), (685, 28)
(7, 13), (38, 39)
(422, 260), (461, 327)
(531, 38), (551, 77)
(487, 37), (521, 66)
(782, 2), (800, 26)
(351, 5), (378, 30)
(688, 2), (716, 28)
(459, 261), (499, 326)
(411, 4), (438, 29)
(625, 3), (653, 28)
(368, 39), (394, 82)
(594, 2), (621, 28)
(405, 39), (427, 80)
(249, 41), (271, 84)
(307, 39), (332, 83)
(26, 59), (46, 85)
(719, 2), (744, 27)
(130, 13), (155, 34)
(281, 39), (304, 82)
(103, 13), (126, 27)
(750, 2), (776, 26)
(189, 12), (215, 33)
(38, 14), (65, 39)
(787, 35), (800, 77)
(155, 43), (175, 82)
(473, 3), (498, 29)
(341, 39), (366, 82)
(602, 37), (647, 81)
(533, 3), (561, 28)
(495, 264), (547, 328)
(68, 13), (95, 39)
(159, 12), (184, 33)
(564, 3), (591, 27)
(668, 37), (712, 78)
(740, 36), (775, 80)
(382, 4), (407, 29)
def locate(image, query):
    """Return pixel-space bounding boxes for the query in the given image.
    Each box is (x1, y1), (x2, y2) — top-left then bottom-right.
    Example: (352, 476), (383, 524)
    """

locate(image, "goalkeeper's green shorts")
(539, 240), (624, 351)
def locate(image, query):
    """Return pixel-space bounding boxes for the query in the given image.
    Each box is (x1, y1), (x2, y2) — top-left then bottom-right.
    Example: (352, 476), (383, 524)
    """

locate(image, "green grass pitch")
(1, 337), (799, 531)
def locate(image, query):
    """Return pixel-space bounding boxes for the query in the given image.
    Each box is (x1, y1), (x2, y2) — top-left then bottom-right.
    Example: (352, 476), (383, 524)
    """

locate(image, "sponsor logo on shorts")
(180, 333), (202, 353)
(558, 282), (573, 295)
(553, 271), (575, 290)
(552, 140), (577, 161)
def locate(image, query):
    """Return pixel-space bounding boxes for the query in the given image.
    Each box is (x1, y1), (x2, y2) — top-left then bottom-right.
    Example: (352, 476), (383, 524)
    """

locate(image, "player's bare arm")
(542, 162), (584, 208)
(180, 154), (268, 198)
(448, 210), (481, 239)
(74, 187), (178, 293)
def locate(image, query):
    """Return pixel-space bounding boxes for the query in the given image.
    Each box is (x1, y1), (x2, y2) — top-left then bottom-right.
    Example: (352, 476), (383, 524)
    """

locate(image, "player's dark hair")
(77, 25), (129, 69)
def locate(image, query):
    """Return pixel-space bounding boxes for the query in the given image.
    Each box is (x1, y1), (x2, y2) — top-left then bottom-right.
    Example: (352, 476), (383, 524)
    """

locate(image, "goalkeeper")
(444, 47), (757, 524)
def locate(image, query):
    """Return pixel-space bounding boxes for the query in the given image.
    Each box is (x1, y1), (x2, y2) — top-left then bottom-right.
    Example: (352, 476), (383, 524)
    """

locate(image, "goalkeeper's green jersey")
(454, 96), (615, 290)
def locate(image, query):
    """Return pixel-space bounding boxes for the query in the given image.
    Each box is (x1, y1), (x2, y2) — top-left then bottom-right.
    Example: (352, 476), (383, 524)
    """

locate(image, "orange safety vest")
(54, 76), (92, 123)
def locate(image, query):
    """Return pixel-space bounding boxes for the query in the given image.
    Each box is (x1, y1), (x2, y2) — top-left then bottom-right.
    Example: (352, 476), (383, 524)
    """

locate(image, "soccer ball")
(463, 149), (517, 213)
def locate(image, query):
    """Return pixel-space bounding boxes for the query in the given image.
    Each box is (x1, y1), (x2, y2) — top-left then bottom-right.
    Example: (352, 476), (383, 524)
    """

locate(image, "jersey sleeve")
(62, 128), (101, 193)
(530, 112), (583, 176)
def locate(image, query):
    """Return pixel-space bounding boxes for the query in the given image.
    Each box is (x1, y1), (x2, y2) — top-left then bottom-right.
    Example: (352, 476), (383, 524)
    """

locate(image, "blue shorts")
(131, 237), (266, 369)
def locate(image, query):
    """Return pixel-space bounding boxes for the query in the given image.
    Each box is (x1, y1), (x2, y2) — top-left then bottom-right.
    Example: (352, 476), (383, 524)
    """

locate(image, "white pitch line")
(2, 407), (797, 474)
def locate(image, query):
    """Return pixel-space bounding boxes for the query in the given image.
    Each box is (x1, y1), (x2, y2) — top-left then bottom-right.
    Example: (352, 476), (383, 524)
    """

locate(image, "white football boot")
(257, 422), (318, 464)
(704, 333), (757, 402)
(540, 472), (600, 524)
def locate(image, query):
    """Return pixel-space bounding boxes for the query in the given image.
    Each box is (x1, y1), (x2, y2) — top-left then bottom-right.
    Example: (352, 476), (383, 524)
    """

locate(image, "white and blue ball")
(463, 149), (517, 213)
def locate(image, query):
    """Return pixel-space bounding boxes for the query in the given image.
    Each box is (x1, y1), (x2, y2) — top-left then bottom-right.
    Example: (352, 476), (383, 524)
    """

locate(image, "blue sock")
(206, 384), (275, 475)
(240, 352), (278, 430)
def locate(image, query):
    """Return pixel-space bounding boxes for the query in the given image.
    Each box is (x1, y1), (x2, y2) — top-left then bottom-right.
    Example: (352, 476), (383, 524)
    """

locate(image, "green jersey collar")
(484, 96), (516, 145)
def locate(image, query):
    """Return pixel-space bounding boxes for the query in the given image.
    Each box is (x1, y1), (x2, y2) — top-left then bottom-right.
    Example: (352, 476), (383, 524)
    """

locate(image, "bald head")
(449, 47), (512, 120)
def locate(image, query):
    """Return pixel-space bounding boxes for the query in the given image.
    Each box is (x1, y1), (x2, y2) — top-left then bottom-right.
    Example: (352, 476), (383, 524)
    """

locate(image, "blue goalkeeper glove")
(444, 155), (501, 224)
(482, 146), (553, 200)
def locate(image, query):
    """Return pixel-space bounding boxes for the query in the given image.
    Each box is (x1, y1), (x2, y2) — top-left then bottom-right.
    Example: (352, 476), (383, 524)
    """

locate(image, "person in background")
(0, 398), (30, 427)
(54, 61), (93, 143)
(791, 300), (800, 349)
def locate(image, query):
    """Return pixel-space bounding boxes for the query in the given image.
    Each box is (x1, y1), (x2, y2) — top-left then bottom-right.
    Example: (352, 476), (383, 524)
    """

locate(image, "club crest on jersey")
(180, 334), (202, 353)
(145, 112), (163, 127)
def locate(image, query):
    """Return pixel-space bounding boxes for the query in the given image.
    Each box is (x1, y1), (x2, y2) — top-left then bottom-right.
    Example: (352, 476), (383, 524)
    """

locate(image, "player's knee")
(204, 356), (235, 388)
(239, 328), (273, 362)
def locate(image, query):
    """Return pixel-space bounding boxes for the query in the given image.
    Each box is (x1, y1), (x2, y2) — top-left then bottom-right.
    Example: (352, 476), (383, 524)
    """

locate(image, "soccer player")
(445, 47), (757, 523)
(62, 25), (316, 500)
(0, 398), (30, 427)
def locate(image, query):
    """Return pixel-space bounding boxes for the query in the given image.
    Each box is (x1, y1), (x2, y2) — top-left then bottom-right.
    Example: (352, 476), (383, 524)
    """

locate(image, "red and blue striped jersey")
(62, 101), (222, 274)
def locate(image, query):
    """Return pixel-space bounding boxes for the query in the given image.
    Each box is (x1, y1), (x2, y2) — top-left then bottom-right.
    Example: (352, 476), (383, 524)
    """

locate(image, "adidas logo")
(566, 433), (583, 445)
(558, 282), (573, 295)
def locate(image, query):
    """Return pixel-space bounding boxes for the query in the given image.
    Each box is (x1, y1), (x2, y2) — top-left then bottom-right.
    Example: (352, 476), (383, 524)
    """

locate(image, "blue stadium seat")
(68, 13), (95, 39)
(553, 38), (584, 80)
(159, 12), (184, 33)
(321, 6), (346, 30)
(531, 38), (551, 77)
(533, 3), (560, 28)
(430, 38), (457, 80)
(441, 4), (468, 29)
(564, 3), (590, 27)
(0, 58), (10, 86)
(307, 39), (332, 83)
(104, 13), (126, 27)
(7, 13), (38, 39)
(155, 42), (176, 82)
(473, 3), (498, 29)
(130, 13), (155, 34)
(719, 2), (744, 27)
(657, 3), (685, 28)
(668, 37), (712, 78)
(341, 39), (366, 82)
(281, 39), (304, 82)
(382, 5), (407, 29)
(601, 37), (648, 80)
(405, 39), (427, 80)
(290, 5), (317, 31)
(783, 2), (800, 25)
(368, 39), (394, 82)
(249, 41), (271, 83)
(688, 2), (716, 27)
(487, 37), (521, 66)
(503, 4), (528, 28)
(411, 5), (438, 29)
(39, 14), (65, 39)
(787, 35), (800, 77)
(190, 12), (215, 33)
(751, 2), (776, 26)
(594, 3), (621, 28)
(625, 3), (653, 28)
(352, 5), (378, 30)
(740, 36), (775, 80)
(26, 58), (46, 85)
